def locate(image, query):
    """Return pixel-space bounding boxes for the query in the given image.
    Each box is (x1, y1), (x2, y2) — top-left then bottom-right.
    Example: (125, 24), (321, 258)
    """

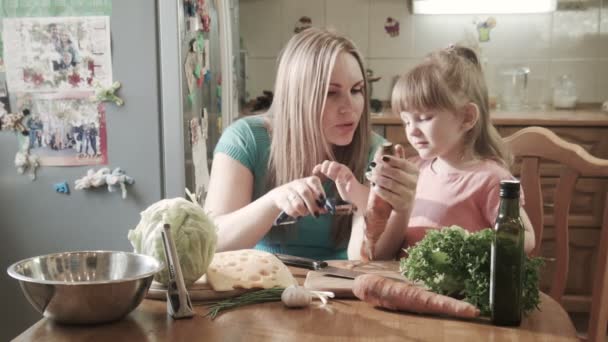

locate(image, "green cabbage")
(128, 197), (218, 286)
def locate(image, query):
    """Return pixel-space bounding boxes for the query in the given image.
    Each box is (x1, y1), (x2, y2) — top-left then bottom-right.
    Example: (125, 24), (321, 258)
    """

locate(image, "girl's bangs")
(392, 65), (456, 115)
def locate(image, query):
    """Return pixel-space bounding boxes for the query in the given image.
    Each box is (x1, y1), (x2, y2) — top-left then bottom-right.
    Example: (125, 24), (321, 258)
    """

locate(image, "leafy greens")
(400, 226), (544, 317)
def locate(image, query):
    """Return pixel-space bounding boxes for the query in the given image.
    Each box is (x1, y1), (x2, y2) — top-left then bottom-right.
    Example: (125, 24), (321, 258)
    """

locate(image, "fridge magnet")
(91, 81), (124, 106)
(197, 0), (211, 32)
(14, 138), (40, 180)
(190, 109), (210, 200)
(294, 17), (312, 34)
(384, 17), (400, 38)
(54, 181), (70, 194)
(105, 167), (135, 199)
(0, 109), (31, 135)
(476, 17), (496, 43)
(193, 35), (209, 88)
(184, 0), (196, 17)
(19, 92), (108, 166)
(15, 150), (40, 180)
(187, 16), (201, 33)
(184, 50), (201, 104)
(2, 16), (113, 93)
(184, 38), (207, 104)
(74, 167), (135, 200)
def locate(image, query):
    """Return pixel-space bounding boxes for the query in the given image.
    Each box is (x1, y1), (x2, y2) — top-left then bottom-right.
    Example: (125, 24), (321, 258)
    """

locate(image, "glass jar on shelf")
(553, 74), (577, 109)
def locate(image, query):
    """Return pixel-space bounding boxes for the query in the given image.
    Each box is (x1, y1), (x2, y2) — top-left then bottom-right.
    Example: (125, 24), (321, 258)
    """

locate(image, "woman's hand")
(268, 176), (327, 218)
(312, 161), (365, 206)
(366, 145), (418, 214)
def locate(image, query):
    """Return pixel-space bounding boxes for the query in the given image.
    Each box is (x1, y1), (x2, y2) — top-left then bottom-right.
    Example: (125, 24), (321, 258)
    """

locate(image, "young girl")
(370, 45), (535, 254)
(205, 28), (415, 260)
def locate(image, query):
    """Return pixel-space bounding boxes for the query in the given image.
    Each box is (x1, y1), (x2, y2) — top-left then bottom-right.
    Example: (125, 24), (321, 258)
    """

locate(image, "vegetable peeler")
(273, 197), (356, 226)
(160, 223), (195, 319)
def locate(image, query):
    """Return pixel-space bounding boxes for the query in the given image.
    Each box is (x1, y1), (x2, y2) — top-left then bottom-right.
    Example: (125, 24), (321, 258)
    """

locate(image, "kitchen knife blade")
(275, 253), (367, 279)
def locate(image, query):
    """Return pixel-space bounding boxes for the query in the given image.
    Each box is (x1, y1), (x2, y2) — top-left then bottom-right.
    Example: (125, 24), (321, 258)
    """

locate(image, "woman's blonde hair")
(267, 28), (371, 245)
(391, 45), (511, 167)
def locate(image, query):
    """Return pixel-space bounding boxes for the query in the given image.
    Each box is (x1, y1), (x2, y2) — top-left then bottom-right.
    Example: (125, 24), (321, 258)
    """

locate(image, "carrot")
(353, 274), (480, 319)
(361, 198), (392, 261)
(361, 142), (399, 261)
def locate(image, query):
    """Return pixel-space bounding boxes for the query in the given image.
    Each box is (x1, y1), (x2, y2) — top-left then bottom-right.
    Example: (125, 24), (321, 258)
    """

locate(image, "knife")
(275, 253), (367, 280)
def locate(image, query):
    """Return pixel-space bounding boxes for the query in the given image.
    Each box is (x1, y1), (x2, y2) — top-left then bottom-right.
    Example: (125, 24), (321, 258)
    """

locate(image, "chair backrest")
(504, 126), (608, 340)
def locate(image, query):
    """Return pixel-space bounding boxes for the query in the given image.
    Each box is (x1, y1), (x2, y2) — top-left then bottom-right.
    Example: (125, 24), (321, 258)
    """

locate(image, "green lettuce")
(128, 197), (218, 286)
(400, 226), (543, 317)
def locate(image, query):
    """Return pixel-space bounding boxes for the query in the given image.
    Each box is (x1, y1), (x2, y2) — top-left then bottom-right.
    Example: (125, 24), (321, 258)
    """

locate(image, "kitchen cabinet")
(371, 106), (608, 315)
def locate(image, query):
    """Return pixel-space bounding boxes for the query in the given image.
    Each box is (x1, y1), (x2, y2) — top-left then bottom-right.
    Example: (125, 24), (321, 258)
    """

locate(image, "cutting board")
(303, 260), (406, 298)
(146, 274), (251, 302)
(146, 260), (405, 301)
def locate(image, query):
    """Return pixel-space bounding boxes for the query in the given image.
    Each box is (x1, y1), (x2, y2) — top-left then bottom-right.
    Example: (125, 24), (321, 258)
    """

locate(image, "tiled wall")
(240, 0), (608, 108)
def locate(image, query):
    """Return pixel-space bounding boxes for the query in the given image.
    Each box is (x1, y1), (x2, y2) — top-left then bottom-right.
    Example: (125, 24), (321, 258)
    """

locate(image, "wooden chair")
(504, 126), (608, 341)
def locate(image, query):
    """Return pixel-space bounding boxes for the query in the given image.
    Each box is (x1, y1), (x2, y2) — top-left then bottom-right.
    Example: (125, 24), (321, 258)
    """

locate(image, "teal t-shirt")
(214, 116), (385, 260)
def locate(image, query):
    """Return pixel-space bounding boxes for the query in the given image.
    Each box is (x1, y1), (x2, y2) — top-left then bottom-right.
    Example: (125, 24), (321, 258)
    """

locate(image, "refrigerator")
(0, 1), (240, 339)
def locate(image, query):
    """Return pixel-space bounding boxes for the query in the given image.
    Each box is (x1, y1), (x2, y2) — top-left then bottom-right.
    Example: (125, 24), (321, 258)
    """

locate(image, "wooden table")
(14, 268), (579, 341)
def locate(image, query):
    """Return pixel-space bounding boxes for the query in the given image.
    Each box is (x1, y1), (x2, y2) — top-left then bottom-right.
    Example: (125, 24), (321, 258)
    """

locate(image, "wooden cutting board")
(303, 260), (406, 298)
(146, 274), (252, 302)
(146, 260), (405, 301)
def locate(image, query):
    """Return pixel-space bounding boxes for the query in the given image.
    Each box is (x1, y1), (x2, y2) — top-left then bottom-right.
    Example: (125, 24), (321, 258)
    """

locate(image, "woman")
(204, 28), (416, 260)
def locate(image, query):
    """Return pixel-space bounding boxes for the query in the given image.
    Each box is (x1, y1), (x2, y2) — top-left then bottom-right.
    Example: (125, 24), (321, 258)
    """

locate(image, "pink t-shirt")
(405, 158), (521, 248)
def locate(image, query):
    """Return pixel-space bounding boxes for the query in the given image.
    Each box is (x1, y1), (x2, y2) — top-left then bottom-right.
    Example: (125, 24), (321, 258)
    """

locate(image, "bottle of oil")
(490, 180), (525, 326)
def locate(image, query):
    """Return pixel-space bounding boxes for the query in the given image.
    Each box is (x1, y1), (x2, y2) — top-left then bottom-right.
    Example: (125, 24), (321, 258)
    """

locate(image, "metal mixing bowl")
(7, 250), (163, 324)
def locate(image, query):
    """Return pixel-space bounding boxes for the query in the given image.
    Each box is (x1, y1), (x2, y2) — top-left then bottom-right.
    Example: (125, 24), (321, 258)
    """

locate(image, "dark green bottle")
(490, 180), (525, 326)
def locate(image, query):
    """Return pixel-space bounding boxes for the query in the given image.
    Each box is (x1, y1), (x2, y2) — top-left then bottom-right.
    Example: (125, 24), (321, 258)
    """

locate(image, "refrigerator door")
(0, 1), (164, 339)
(159, 0), (237, 201)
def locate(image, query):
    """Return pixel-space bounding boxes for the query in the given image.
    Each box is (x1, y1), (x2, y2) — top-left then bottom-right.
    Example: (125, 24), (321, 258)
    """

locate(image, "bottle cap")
(499, 180), (520, 198)
(381, 142), (394, 155)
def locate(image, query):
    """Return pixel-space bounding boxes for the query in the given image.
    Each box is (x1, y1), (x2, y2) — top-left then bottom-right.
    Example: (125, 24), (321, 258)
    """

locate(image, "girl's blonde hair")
(391, 45), (511, 167)
(267, 28), (371, 244)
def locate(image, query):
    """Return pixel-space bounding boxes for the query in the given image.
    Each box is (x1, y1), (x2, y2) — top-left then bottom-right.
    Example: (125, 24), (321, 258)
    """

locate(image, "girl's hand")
(268, 176), (327, 218)
(312, 160), (364, 205)
(366, 145), (418, 213)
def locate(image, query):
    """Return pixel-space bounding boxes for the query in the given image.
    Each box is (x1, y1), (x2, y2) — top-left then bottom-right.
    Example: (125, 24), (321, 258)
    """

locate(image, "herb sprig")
(205, 287), (285, 319)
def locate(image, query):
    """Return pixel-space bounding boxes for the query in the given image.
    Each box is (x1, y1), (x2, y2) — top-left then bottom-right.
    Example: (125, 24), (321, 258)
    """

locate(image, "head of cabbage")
(127, 197), (218, 286)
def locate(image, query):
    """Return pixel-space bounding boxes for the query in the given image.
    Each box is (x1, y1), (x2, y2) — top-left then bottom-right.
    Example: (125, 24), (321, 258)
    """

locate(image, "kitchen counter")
(371, 104), (608, 127)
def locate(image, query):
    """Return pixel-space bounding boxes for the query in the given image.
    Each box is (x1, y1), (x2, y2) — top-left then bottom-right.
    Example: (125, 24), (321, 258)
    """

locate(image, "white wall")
(240, 0), (608, 107)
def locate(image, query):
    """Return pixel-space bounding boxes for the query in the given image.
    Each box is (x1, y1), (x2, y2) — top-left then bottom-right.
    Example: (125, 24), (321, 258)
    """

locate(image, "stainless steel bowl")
(7, 250), (163, 324)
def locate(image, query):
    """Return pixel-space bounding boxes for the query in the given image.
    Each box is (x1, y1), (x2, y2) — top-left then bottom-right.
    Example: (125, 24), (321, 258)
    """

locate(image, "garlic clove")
(281, 285), (312, 308)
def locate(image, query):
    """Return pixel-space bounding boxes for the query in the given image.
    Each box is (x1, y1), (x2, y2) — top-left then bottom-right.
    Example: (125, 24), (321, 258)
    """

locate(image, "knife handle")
(274, 253), (328, 270)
